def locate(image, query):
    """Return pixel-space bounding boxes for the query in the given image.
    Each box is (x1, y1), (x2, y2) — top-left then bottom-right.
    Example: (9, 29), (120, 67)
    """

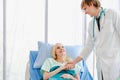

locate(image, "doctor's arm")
(66, 26), (94, 69)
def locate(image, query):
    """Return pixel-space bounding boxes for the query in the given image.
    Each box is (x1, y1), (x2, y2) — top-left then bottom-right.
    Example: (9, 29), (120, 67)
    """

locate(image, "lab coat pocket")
(104, 48), (119, 60)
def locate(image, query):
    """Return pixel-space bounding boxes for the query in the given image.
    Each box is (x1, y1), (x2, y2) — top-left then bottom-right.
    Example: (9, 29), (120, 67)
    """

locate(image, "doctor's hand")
(65, 61), (76, 70)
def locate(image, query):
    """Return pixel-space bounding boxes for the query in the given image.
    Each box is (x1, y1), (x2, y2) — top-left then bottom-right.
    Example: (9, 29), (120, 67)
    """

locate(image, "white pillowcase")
(34, 41), (83, 68)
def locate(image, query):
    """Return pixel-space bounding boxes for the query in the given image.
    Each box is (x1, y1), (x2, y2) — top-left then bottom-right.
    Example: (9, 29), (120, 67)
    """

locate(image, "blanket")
(49, 66), (76, 80)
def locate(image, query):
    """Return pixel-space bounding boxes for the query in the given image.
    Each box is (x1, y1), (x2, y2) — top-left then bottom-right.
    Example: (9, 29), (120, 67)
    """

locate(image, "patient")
(41, 43), (81, 80)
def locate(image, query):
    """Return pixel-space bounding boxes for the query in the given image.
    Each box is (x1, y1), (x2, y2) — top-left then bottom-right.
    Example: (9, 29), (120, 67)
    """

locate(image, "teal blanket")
(49, 66), (76, 80)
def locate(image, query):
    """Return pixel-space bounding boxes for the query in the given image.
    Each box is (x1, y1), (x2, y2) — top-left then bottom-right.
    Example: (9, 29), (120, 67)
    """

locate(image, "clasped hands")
(63, 61), (76, 70)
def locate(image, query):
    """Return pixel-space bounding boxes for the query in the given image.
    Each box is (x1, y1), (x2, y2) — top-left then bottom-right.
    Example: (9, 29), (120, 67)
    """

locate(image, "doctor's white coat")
(79, 9), (120, 80)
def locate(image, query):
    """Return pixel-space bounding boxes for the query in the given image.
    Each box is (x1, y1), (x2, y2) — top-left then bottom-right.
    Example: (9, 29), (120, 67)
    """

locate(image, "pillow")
(34, 41), (83, 68)
(34, 42), (53, 68)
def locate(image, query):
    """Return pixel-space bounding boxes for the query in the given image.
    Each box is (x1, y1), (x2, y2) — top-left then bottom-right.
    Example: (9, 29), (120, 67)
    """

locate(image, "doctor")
(66, 0), (120, 80)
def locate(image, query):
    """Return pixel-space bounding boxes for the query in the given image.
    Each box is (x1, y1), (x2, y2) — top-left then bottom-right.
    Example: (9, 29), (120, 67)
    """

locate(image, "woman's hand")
(65, 56), (82, 70)
(60, 74), (77, 80)
(60, 65), (67, 70)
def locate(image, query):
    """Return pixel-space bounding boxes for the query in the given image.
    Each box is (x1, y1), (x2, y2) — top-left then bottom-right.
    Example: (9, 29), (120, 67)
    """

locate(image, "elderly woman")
(41, 43), (81, 80)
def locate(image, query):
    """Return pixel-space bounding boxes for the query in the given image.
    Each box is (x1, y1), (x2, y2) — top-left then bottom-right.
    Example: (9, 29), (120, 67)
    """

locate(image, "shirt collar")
(96, 7), (103, 18)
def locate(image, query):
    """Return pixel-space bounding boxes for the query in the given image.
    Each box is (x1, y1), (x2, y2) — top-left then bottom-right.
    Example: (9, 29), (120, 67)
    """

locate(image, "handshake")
(61, 61), (76, 70)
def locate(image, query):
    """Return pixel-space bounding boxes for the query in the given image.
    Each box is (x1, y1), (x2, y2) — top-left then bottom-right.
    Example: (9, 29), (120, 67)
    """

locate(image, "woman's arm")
(61, 73), (80, 80)
(43, 66), (65, 80)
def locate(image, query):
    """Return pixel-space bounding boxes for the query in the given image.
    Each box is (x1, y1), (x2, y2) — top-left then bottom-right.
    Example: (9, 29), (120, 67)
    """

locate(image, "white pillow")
(34, 41), (83, 68)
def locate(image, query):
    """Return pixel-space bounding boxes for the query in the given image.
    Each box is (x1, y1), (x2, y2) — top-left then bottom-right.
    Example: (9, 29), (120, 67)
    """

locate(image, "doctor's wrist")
(74, 56), (82, 64)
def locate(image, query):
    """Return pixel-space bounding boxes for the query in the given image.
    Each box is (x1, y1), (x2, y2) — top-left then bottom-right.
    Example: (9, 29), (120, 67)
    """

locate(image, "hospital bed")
(25, 42), (93, 80)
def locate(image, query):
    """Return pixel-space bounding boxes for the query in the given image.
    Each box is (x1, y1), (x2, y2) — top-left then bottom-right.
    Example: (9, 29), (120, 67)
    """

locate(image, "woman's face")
(55, 43), (66, 58)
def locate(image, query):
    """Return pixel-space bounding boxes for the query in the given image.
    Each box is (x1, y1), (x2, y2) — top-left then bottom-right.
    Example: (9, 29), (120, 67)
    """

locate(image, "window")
(48, 0), (83, 45)
(0, 0), (3, 79)
(5, 0), (45, 79)
(4, 0), (83, 79)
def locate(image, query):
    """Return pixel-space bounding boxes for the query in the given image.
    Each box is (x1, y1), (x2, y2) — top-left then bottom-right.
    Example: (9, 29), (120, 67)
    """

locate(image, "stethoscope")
(92, 7), (105, 38)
